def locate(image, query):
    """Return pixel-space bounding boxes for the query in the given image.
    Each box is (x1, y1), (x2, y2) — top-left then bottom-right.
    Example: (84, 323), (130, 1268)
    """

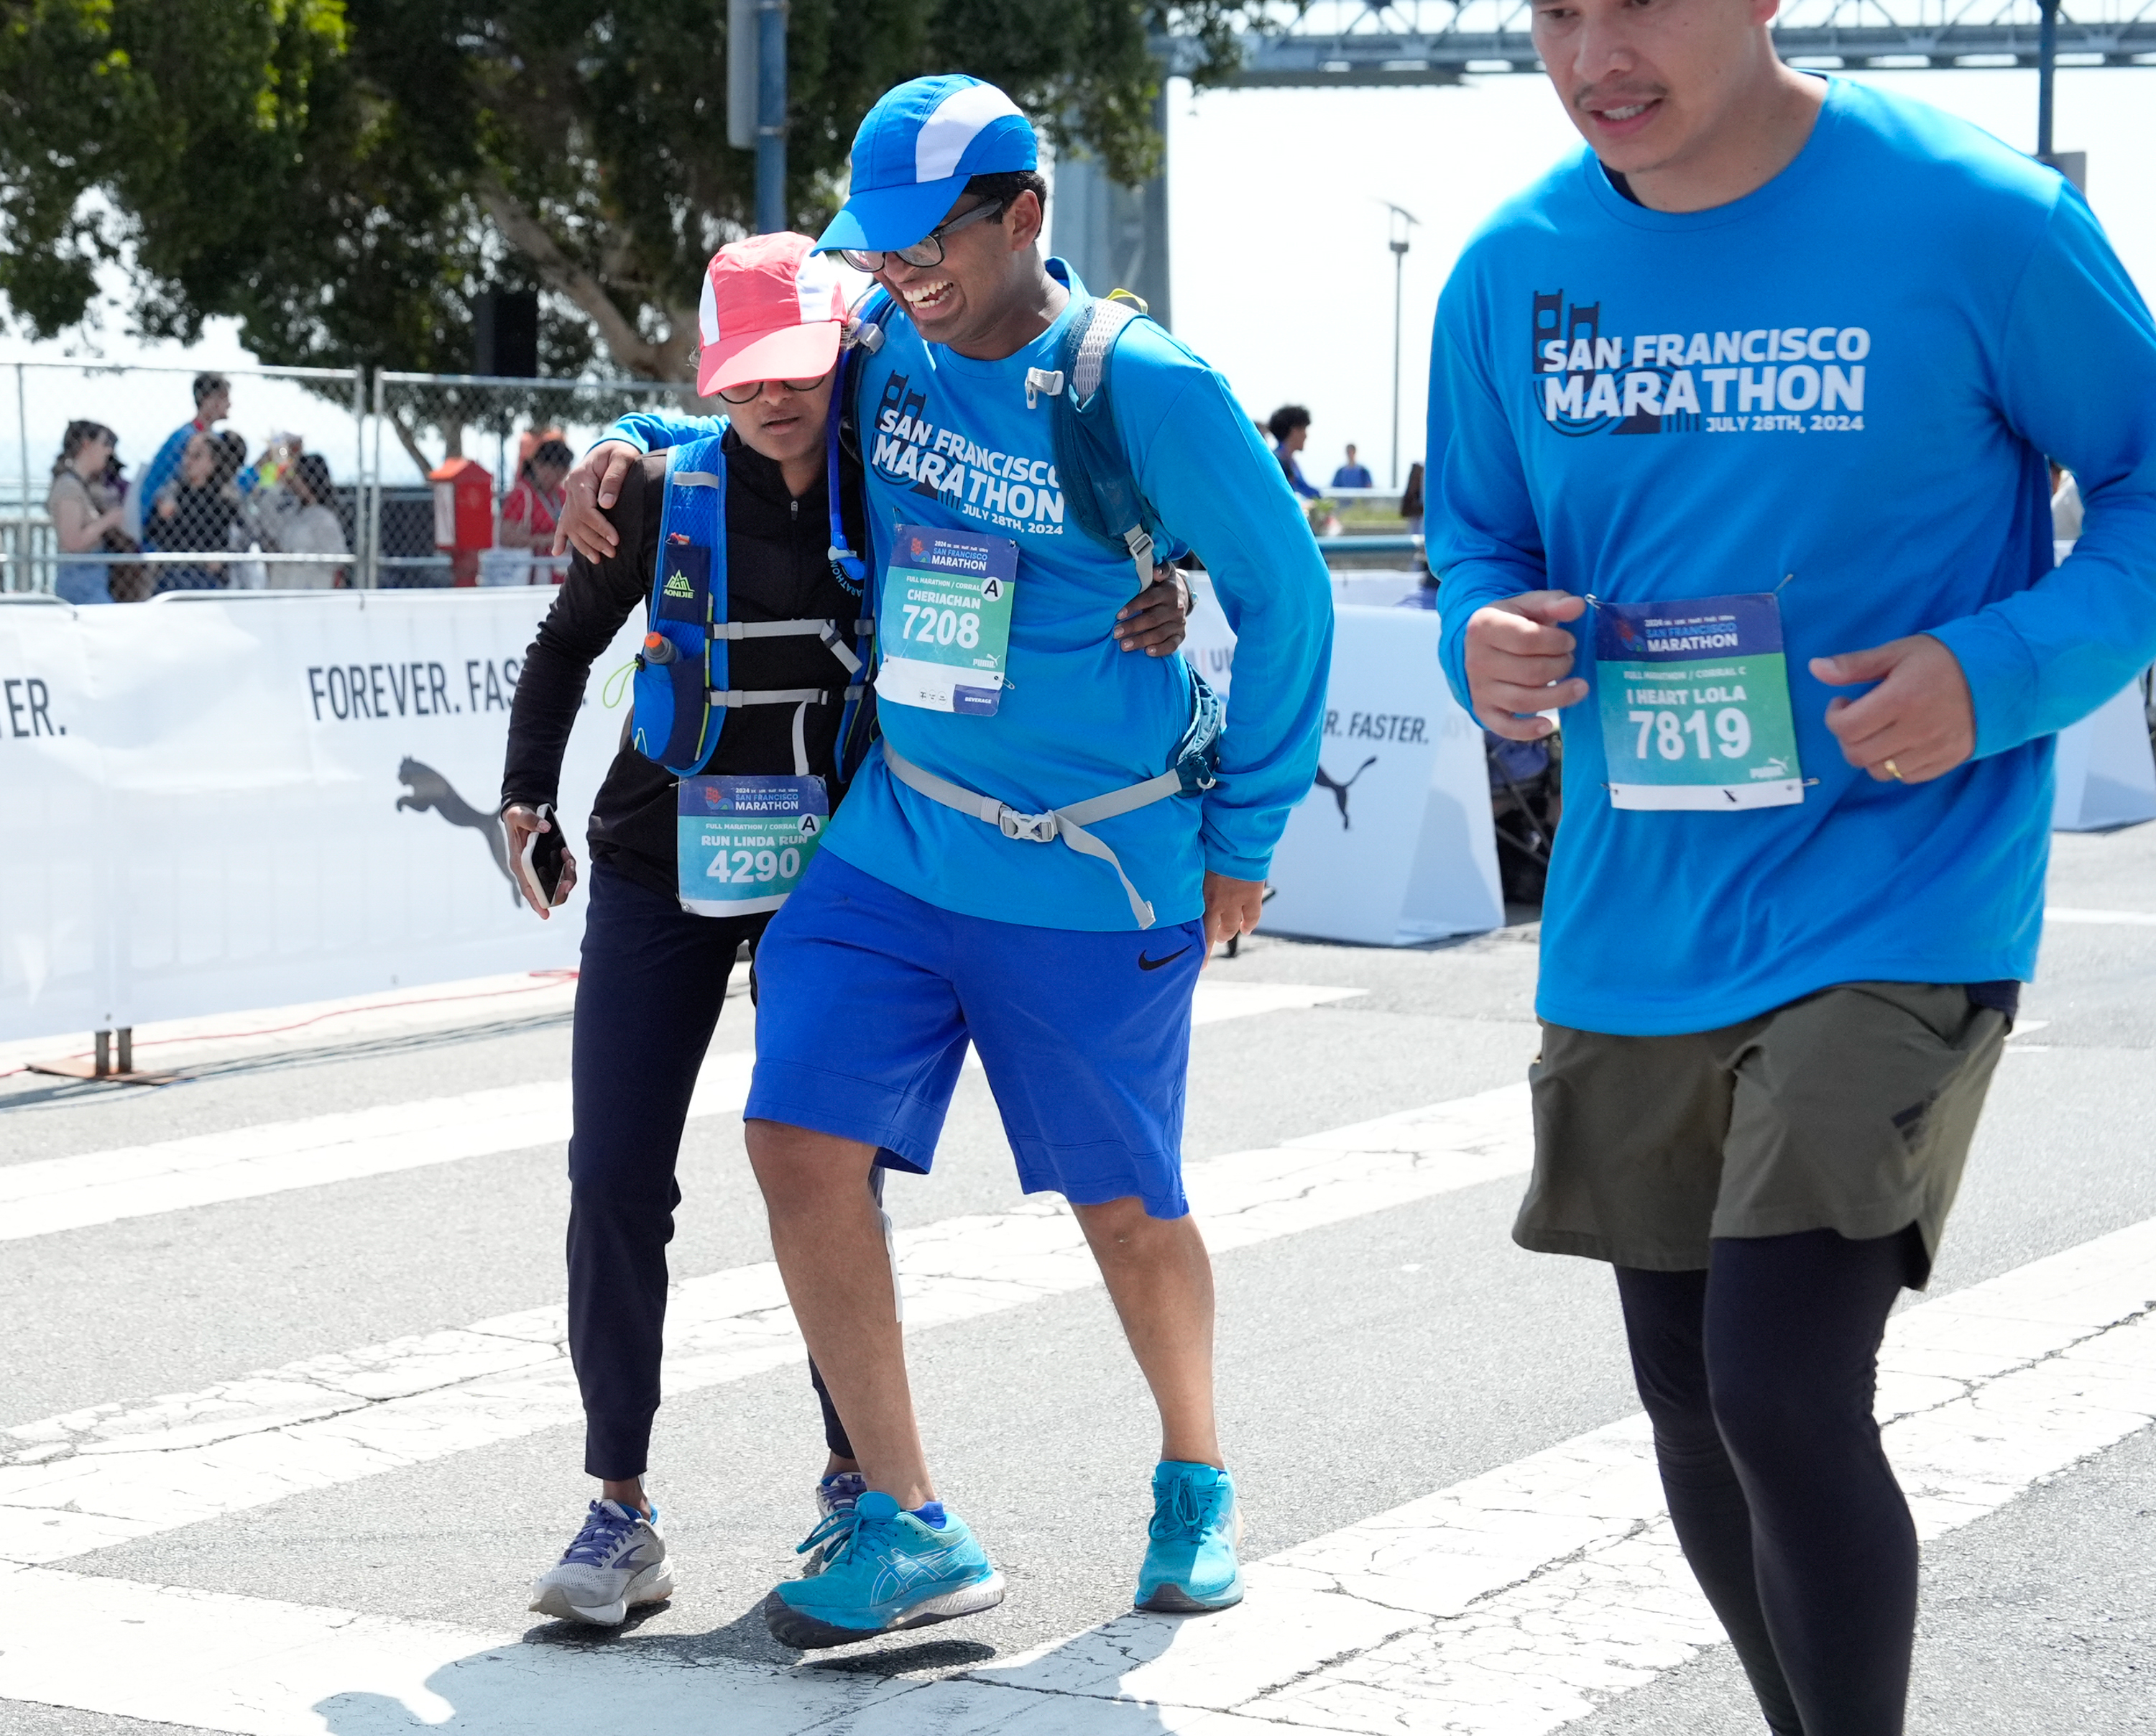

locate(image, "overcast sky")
(1, 65), (2148, 491)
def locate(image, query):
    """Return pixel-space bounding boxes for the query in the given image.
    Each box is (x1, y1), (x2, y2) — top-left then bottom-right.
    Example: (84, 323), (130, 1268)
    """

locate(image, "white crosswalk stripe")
(2, 1213), (2148, 1734)
(0, 980), (1360, 1243)
(0, 1085), (1528, 1565)
(5, 950), (2151, 1736)
(972, 1214), (2156, 1732)
(2042, 906), (2156, 926)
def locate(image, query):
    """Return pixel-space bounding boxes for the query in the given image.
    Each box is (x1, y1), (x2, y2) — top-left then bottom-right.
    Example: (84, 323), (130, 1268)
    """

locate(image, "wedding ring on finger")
(1884, 758), (1904, 781)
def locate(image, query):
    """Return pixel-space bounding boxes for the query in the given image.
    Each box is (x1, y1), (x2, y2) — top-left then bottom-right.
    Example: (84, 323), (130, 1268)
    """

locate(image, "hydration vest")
(833, 276), (1225, 928)
(630, 426), (874, 779)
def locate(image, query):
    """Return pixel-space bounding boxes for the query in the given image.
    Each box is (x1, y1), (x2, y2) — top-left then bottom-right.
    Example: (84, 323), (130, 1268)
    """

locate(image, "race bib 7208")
(877, 523), (1017, 717)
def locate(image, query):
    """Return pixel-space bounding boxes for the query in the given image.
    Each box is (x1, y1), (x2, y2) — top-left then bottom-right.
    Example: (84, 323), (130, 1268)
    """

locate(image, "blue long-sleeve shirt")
(612, 263), (1332, 931)
(131, 420), (200, 547)
(1427, 78), (2156, 1035)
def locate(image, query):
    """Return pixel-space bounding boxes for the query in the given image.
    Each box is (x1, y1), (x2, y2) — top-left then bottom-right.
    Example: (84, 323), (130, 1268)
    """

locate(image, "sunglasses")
(838, 198), (1008, 275)
(713, 369), (834, 405)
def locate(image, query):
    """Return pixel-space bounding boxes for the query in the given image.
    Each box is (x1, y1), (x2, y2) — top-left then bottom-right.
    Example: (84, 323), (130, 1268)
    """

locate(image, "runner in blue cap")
(568, 72), (1332, 1646)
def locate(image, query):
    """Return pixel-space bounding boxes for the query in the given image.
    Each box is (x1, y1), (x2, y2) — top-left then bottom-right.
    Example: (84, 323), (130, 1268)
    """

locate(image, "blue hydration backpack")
(631, 425), (872, 779)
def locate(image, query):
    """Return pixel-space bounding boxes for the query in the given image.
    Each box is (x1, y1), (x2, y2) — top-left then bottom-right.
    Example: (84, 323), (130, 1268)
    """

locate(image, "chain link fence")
(3, 362), (367, 598)
(368, 373), (711, 589)
(1, 362), (714, 598)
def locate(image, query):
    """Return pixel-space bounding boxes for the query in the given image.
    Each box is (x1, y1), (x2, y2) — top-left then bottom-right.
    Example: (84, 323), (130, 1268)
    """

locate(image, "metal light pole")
(756, 0), (788, 234)
(729, 0), (788, 232)
(2037, 0), (2058, 158)
(1380, 201), (1420, 493)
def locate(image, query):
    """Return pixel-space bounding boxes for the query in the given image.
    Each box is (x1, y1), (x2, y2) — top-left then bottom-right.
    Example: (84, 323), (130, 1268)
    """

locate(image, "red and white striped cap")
(696, 231), (846, 398)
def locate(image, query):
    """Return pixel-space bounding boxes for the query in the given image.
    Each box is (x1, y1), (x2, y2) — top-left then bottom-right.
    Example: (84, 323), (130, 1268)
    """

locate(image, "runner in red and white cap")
(694, 231), (848, 398)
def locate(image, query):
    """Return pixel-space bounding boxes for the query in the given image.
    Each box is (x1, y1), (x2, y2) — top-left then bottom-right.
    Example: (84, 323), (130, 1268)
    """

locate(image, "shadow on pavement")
(310, 1594), (1200, 1733)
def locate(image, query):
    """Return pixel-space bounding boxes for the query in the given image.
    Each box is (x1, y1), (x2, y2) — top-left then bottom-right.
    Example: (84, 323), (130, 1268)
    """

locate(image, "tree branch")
(476, 173), (671, 378)
(387, 409), (441, 477)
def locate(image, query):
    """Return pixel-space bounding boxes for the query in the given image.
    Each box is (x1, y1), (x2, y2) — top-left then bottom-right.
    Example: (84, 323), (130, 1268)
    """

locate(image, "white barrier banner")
(1260, 604), (1505, 946)
(0, 592), (638, 1042)
(2051, 676), (2156, 833)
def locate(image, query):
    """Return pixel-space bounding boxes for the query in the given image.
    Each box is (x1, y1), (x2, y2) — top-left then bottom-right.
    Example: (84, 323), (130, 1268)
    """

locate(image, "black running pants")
(566, 859), (853, 1479)
(1616, 1227), (1922, 1736)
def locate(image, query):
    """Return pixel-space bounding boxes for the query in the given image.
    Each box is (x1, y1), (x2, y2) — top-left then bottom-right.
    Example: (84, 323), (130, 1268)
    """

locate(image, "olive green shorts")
(1518, 983), (2009, 1286)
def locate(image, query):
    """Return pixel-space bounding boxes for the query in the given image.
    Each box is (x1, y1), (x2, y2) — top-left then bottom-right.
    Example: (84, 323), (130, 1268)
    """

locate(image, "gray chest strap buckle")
(997, 807), (1059, 845)
(882, 739), (1192, 928)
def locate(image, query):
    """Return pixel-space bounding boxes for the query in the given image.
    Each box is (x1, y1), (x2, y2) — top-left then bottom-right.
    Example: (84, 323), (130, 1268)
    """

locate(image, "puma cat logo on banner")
(396, 757), (517, 901)
(1313, 756), (1378, 829)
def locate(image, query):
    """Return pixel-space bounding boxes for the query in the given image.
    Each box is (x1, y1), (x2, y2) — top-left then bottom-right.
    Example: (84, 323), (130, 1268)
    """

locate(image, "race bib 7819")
(1593, 592), (1804, 811)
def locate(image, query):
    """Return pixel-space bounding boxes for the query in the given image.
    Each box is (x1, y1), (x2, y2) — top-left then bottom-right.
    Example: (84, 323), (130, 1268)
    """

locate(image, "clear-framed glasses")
(713, 369), (834, 405)
(839, 198), (1008, 275)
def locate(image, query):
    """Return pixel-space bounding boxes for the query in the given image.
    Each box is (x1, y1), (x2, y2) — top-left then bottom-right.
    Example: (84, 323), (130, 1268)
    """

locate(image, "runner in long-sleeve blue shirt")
(1424, 9), (2156, 1732)
(566, 75), (1330, 1648)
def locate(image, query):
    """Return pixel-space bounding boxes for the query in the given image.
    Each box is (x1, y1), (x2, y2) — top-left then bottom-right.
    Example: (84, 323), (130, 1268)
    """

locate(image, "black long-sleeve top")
(502, 428), (867, 900)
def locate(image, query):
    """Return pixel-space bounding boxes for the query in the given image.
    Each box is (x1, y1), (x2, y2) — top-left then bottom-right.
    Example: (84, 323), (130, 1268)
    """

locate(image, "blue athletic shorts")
(745, 851), (1207, 1219)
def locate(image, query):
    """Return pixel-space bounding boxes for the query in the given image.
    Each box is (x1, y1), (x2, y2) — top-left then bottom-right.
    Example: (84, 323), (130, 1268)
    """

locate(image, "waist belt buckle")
(997, 806), (1057, 844)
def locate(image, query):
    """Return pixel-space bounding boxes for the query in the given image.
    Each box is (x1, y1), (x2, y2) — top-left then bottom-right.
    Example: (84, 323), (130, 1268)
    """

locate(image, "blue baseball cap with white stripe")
(816, 75), (1038, 254)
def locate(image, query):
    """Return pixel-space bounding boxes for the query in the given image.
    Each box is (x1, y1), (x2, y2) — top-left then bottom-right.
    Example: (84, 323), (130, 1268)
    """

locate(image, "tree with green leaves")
(0, 0), (1286, 397)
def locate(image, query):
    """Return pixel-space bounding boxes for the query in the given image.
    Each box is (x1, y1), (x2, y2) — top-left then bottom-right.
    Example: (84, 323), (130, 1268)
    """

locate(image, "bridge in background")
(1170, 0), (2156, 81)
(1056, 0), (2155, 326)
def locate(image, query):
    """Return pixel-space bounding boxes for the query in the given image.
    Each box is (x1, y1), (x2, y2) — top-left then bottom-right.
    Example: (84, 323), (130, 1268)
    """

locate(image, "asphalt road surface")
(1, 822), (2150, 1735)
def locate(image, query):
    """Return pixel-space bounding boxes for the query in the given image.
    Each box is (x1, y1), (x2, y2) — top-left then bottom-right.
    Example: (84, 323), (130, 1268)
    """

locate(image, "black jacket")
(502, 428), (868, 900)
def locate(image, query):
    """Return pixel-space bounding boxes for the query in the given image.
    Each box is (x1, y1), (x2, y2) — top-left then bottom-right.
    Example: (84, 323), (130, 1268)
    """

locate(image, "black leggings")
(567, 861), (854, 1479)
(1616, 1228), (1922, 1736)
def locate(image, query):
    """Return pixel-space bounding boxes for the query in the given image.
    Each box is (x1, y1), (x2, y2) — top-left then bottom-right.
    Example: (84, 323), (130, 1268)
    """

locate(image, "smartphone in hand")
(515, 803), (571, 911)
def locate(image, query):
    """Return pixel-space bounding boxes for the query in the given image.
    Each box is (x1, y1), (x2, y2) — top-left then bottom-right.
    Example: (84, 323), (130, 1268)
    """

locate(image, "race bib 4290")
(1593, 592), (1804, 811)
(677, 774), (828, 916)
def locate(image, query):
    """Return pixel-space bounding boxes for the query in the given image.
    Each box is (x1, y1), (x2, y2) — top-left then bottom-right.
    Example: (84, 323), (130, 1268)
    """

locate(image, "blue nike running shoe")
(1135, 1461), (1243, 1613)
(763, 1490), (1005, 1648)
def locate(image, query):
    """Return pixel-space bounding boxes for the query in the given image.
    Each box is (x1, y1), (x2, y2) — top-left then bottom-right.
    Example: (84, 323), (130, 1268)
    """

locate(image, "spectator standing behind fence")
(152, 431), (240, 591)
(1330, 443), (1373, 489)
(211, 431), (275, 589)
(499, 438), (572, 554)
(1268, 405), (1321, 500)
(129, 372), (230, 546)
(245, 433), (309, 549)
(1401, 459), (1425, 536)
(268, 454), (350, 588)
(47, 421), (123, 605)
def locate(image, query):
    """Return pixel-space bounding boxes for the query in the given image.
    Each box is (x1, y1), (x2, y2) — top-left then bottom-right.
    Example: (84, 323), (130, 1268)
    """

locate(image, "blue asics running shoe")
(763, 1491), (1005, 1648)
(1135, 1461), (1243, 1613)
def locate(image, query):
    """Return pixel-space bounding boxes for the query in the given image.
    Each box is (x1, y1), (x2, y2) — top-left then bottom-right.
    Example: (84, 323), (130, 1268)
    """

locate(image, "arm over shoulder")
(602, 410), (727, 454)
